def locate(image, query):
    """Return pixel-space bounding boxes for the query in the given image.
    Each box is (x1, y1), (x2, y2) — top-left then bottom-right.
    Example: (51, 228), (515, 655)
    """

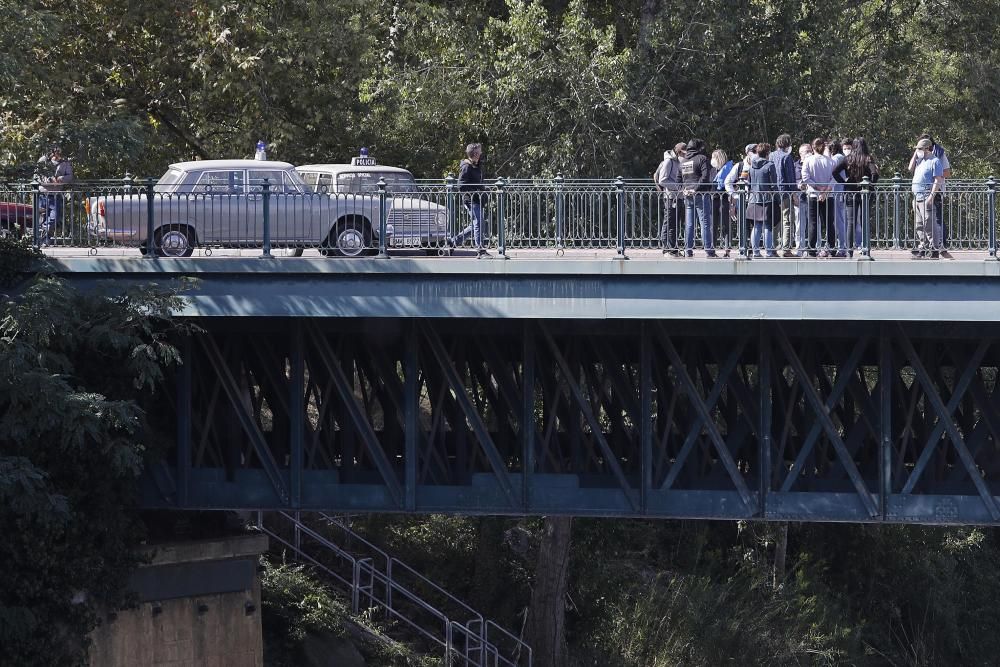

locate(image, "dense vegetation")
(352, 514), (1000, 666)
(1, 0), (998, 180)
(0, 243), (192, 666)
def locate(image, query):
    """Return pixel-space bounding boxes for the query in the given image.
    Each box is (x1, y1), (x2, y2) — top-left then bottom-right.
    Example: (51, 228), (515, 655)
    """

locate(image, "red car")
(0, 199), (32, 237)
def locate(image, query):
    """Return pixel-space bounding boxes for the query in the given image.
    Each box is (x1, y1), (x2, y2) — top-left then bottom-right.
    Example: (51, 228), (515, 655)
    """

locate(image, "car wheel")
(155, 226), (195, 257)
(326, 220), (372, 257)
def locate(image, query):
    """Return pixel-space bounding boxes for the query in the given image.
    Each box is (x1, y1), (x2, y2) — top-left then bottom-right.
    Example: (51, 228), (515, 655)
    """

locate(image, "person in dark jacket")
(449, 143), (488, 255)
(679, 138), (716, 257)
(771, 134), (797, 256)
(834, 137), (879, 255)
(748, 143), (779, 257)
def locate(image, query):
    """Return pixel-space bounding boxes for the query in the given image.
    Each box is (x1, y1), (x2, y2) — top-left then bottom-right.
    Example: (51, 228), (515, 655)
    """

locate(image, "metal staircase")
(255, 511), (531, 667)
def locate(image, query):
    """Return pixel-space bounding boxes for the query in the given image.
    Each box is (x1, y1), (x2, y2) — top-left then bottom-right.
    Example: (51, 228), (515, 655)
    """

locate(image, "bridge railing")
(2, 176), (995, 257)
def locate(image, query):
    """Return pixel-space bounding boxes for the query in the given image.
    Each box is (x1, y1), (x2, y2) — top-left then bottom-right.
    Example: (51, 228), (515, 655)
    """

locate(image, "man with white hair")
(654, 143), (685, 255)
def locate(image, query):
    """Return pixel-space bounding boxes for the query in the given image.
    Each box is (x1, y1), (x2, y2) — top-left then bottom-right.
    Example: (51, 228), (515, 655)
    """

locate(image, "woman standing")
(711, 149), (734, 257)
(748, 143), (779, 257)
(834, 137), (880, 254)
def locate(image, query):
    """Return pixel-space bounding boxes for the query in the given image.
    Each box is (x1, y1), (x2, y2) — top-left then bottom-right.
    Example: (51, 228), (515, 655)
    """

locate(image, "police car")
(297, 150), (449, 252)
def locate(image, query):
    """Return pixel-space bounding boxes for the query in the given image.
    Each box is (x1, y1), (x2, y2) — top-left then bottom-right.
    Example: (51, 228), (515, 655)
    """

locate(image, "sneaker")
(910, 248), (923, 256)
(782, 249), (796, 258)
(766, 252), (778, 258)
(834, 250), (848, 258)
(705, 251), (718, 258)
(927, 250), (940, 259)
(723, 249), (731, 258)
(477, 247), (490, 257)
(663, 248), (680, 257)
(684, 250), (694, 257)
(752, 251), (762, 258)
(818, 249), (830, 258)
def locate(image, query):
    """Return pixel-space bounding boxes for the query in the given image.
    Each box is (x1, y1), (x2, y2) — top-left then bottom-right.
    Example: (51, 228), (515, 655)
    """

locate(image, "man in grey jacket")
(654, 143), (685, 255)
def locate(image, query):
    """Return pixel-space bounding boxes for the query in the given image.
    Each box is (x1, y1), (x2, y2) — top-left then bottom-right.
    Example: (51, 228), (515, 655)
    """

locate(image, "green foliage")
(260, 558), (348, 667)
(3, 0), (998, 179)
(0, 272), (191, 666)
(0, 236), (42, 289)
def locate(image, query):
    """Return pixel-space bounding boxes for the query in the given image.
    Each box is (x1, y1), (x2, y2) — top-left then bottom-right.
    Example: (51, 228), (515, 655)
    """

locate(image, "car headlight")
(436, 210), (447, 228)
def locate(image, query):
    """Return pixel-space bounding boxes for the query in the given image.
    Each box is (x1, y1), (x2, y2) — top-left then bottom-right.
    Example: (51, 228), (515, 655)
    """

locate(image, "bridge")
(48, 248), (1000, 526)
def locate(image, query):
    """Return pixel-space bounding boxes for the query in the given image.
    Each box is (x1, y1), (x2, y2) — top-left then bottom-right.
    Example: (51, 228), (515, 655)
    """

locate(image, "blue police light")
(255, 140), (267, 161)
(352, 147), (377, 166)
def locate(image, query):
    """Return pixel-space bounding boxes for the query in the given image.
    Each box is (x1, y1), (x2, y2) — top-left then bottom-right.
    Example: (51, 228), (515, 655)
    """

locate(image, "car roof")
(297, 164), (413, 175)
(169, 159), (296, 171)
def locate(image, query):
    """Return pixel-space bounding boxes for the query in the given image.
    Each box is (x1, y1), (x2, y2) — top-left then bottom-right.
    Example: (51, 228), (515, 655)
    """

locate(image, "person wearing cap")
(654, 143), (685, 255)
(679, 138), (716, 257)
(910, 137), (944, 257)
(908, 132), (951, 249)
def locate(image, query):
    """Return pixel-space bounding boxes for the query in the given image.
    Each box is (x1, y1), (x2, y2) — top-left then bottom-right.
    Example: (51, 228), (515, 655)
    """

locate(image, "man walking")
(910, 138), (944, 258)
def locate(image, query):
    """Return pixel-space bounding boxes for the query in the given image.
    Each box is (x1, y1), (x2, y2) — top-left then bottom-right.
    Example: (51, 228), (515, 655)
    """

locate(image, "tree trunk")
(773, 522), (789, 588)
(636, 0), (663, 57)
(525, 516), (572, 667)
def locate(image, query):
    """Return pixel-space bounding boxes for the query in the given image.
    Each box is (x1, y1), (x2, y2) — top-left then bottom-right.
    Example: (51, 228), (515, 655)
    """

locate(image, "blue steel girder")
(142, 318), (1000, 525)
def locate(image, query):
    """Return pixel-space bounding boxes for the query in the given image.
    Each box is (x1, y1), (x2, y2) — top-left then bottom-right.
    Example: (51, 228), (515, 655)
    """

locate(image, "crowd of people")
(653, 133), (951, 258)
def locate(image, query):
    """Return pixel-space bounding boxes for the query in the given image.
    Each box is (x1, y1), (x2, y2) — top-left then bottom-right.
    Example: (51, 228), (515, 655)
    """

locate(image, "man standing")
(40, 145), (74, 246)
(793, 143), (812, 255)
(679, 138), (716, 257)
(909, 133), (951, 249)
(910, 138), (944, 258)
(655, 143), (685, 255)
(771, 134), (796, 256)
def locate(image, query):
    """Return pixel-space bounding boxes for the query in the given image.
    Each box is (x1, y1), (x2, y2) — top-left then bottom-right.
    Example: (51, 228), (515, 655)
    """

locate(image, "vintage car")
(0, 200), (32, 237)
(86, 159), (391, 257)
(297, 152), (448, 252)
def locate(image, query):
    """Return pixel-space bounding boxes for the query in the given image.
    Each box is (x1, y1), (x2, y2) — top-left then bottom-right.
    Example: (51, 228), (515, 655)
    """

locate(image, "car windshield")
(154, 168), (185, 193)
(336, 171), (417, 194)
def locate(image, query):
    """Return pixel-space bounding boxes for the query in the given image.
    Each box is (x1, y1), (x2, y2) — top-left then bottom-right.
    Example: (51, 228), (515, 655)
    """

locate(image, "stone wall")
(89, 534), (267, 667)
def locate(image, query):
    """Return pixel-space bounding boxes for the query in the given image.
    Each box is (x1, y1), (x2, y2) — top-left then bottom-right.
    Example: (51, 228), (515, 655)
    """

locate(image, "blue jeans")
(684, 195), (714, 252)
(453, 202), (483, 247)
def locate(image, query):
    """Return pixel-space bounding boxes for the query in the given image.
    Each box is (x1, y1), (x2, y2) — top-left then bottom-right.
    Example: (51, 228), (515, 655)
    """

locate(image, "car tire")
(324, 218), (373, 257)
(154, 225), (195, 257)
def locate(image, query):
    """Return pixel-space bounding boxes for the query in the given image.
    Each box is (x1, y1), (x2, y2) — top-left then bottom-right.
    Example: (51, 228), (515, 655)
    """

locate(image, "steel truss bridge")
(53, 255), (1000, 525)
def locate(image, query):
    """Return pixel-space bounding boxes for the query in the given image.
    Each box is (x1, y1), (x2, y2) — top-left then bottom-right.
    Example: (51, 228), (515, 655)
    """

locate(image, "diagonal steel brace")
(421, 322), (518, 508)
(306, 323), (403, 508)
(200, 335), (290, 505)
(539, 323), (640, 511)
(653, 323), (757, 512)
(895, 326), (999, 519)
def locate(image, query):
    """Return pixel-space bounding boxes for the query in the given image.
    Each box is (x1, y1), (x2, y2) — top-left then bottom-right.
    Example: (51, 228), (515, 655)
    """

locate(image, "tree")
(525, 516), (573, 667)
(0, 245), (192, 666)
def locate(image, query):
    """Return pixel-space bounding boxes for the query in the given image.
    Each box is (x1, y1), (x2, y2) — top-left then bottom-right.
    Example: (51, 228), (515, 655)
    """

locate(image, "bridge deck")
(48, 249), (1000, 321)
